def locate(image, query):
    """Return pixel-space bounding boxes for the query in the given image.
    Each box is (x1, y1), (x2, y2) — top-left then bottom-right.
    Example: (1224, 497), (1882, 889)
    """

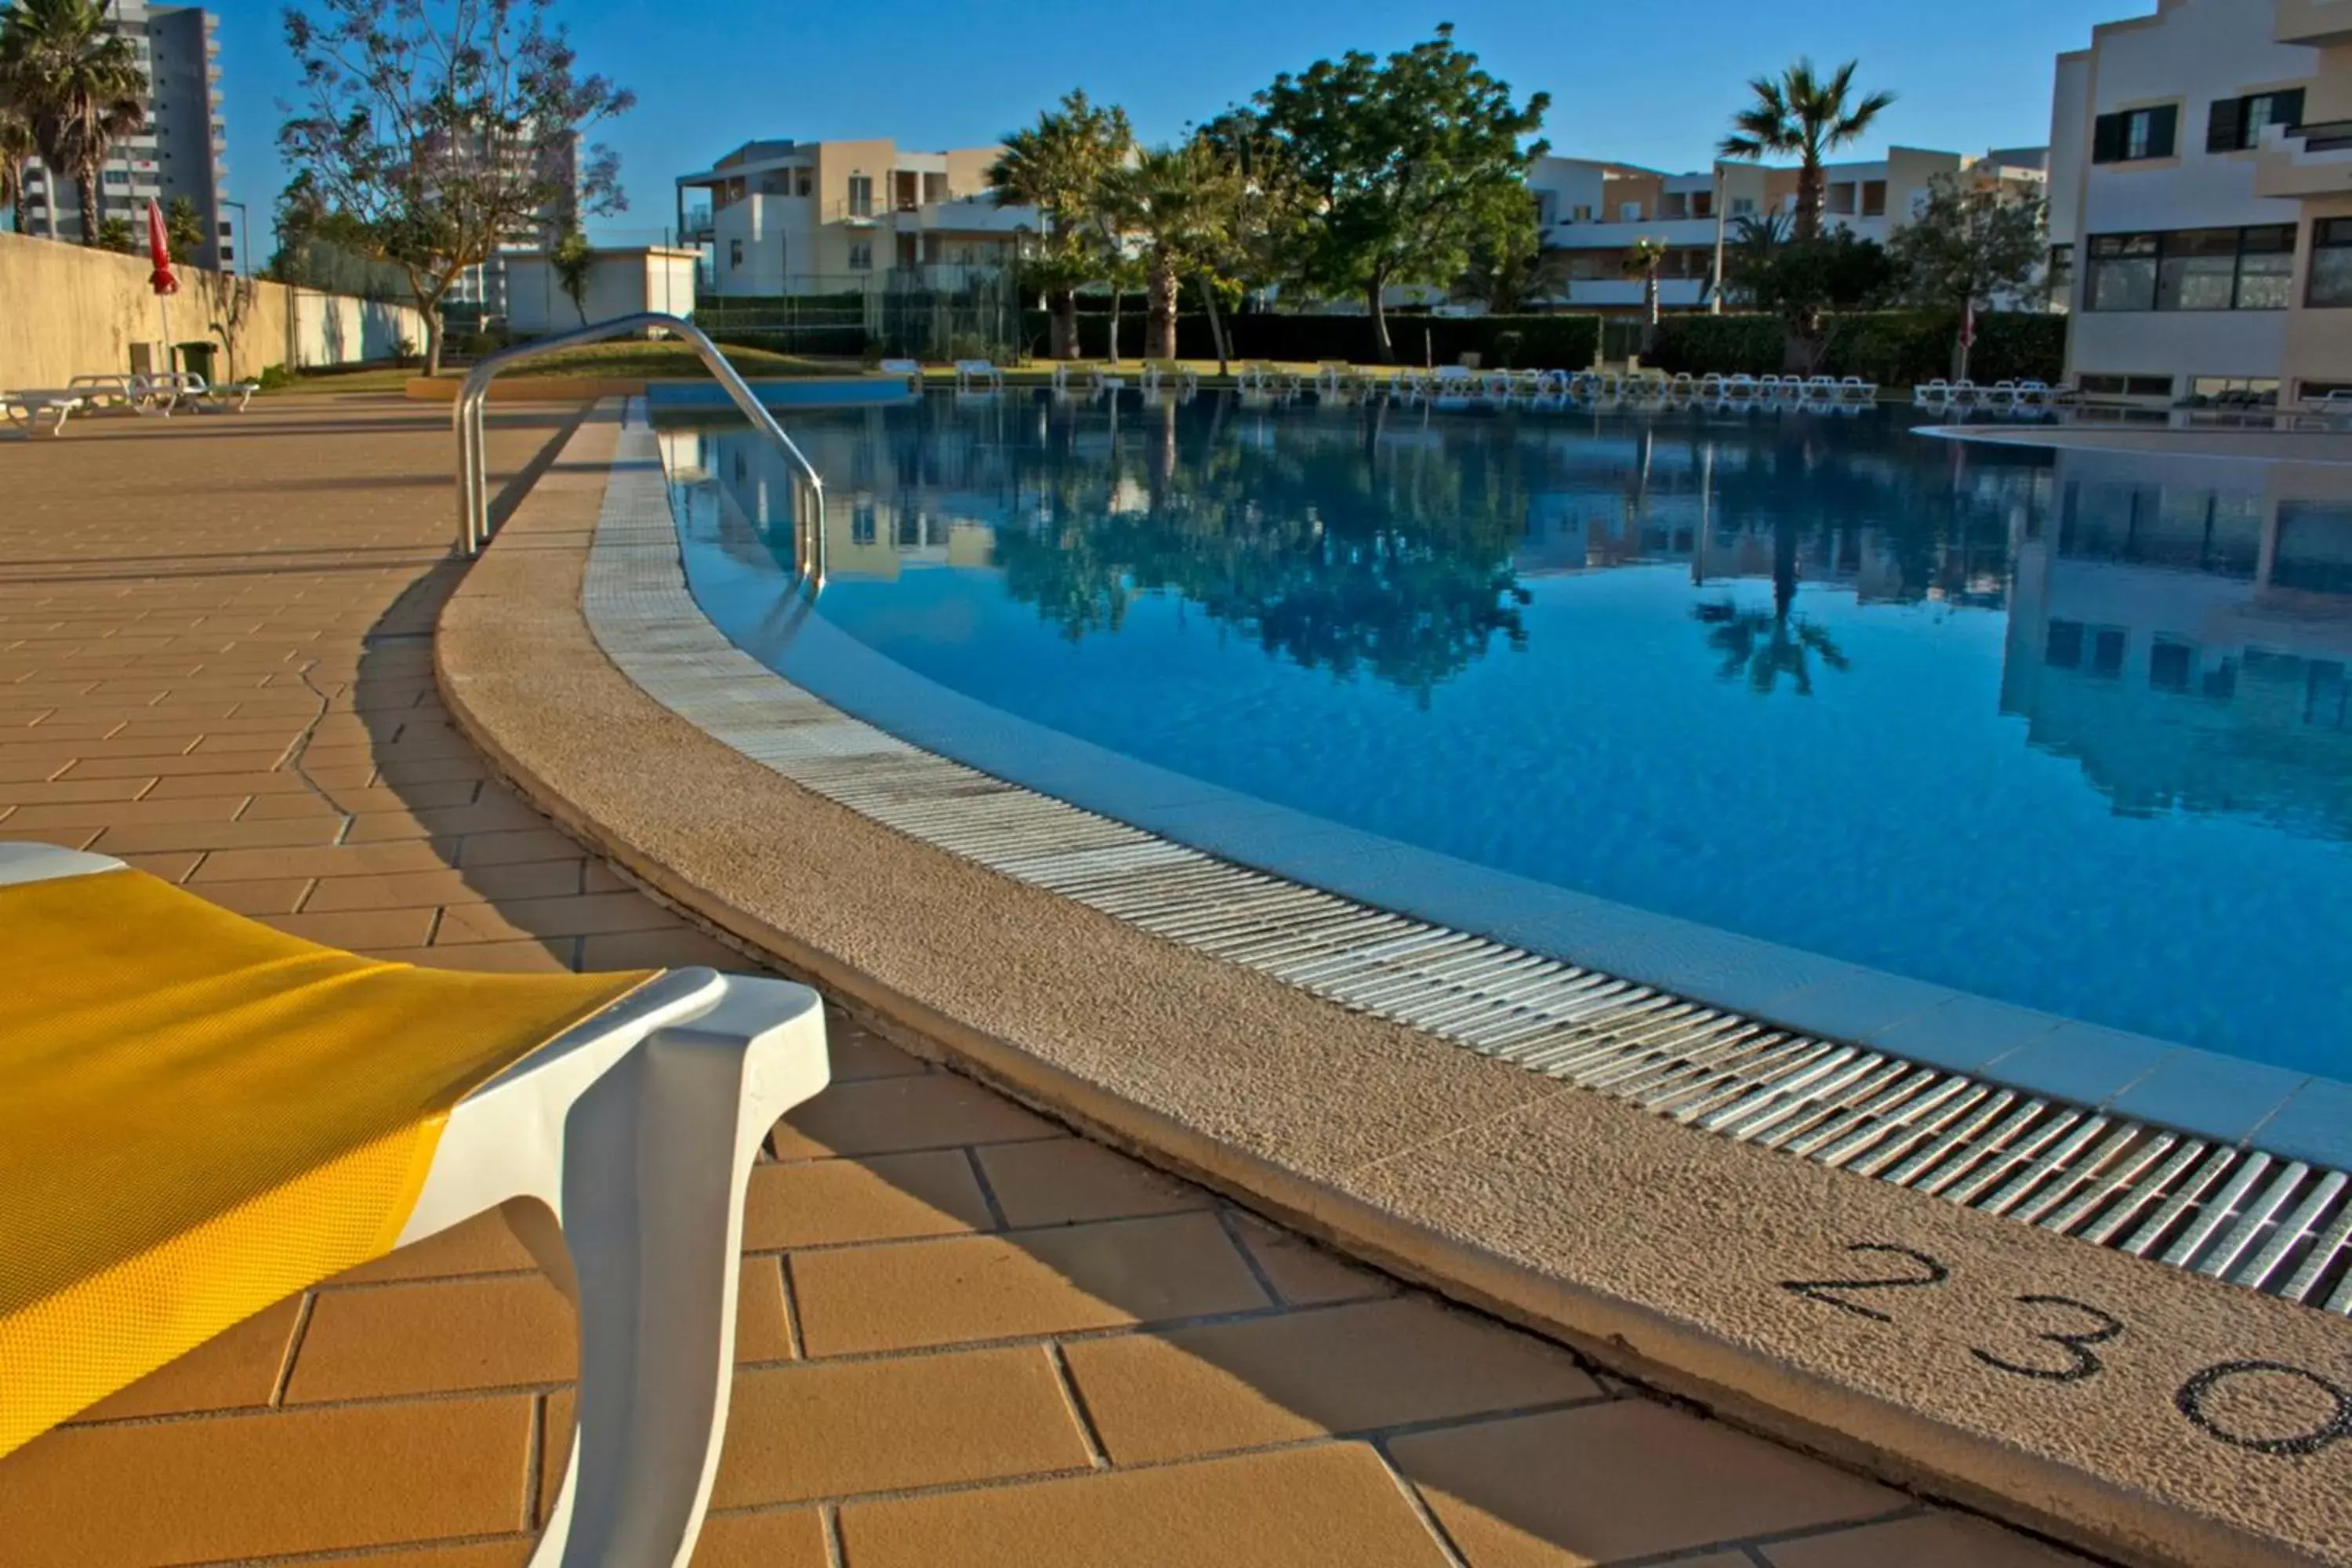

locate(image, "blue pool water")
(656, 394), (2352, 1079)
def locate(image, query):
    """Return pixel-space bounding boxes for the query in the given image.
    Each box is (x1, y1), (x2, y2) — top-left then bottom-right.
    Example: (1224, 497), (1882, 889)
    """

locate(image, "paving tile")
(195, 876), (316, 916)
(344, 797), (554, 841)
(239, 789), (352, 821)
(292, 1543), (534, 1568)
(735, 1256), (797, 1363)
(769, 1074), (1057, 1160)
(744, 1149), (995, 1250)
(457, 826), (595, 867)
(1064, 1296), (1604, 1465)
(434, 890), (679, 944)
(116, 849), (204, 882)
(376, 938), (579, 973)
(975, 1137), (1217, 1227)
(827, 1018), (931, 1080)
(1388, 1399), (1901, 1568)
(710, 1345), (1089, 1507)
(580, 926), (757, 971)
(263, 907), (441, 952)
(92, 815), (348, 854)
(65, 746), (291, 779)
(689, 1510), (830, 1568)
(2, 794), (250, 829)
(1229, 1212), (1397, 1307)
(74, 1295), (303, 1423)
(302, 858), (584, 911)
(1761, 1512), (2096, 1567)
(188, 840), (456, 881)
(791, 1212), (1270, 1356)
(837, 1441), (1452, 1568)
(289, 1275), (575, 1403)
(331, 1210), (541, 1285)
(0, 1396), (532, 1565)
(0, 776), (154, 804)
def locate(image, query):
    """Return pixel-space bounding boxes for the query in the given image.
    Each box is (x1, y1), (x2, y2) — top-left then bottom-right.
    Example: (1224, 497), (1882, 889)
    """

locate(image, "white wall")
(290, 292), (430, 368)
(2049, 52), (2092, 247)
(504, 249), (702, 336)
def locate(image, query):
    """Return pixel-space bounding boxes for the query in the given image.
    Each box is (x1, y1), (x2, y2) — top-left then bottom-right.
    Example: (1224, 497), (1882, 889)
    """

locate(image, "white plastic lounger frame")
(2, 844), (832, 1568)
(876, 358), (921, 392)
(954, 359), (1004, 392)
(1, 390), (85, 436)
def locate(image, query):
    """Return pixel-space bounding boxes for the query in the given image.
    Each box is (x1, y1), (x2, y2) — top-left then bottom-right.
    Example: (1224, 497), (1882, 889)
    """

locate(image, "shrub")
(1649, 310), (2063, 384)
(256, 364), (296, 391)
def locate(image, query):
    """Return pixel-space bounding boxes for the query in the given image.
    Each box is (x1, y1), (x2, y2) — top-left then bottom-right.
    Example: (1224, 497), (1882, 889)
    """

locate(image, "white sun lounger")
(1913, 379), (1952, 407)
(1140, 361), (1198, 398)
(876, 358), (921, 392)
(1838, 376), (1877, 404)
(1, 389), (87, 436)
(0, 842), (831, 1568)
(953, 360), (1004, 392)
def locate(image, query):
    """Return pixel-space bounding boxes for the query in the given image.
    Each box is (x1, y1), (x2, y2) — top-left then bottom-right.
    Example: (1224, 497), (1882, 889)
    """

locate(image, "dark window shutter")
(2208, 98), (2244, 154)
(2150, 103), (2180, 158)
(2279, 88), (2307, 129)
(2092, 113), (2124, 163)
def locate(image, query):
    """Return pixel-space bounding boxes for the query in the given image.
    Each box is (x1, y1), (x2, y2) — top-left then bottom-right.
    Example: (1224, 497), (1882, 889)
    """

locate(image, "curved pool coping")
(438, 400), (2352, 1568)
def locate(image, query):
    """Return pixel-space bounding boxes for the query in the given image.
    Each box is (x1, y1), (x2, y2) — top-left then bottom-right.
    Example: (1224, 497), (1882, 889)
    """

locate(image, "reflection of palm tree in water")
(1693, 517), (1851, 695)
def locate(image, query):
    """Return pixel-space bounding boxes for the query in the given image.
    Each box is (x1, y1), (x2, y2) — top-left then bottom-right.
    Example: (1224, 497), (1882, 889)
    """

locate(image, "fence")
(696, 270), (1023, 362)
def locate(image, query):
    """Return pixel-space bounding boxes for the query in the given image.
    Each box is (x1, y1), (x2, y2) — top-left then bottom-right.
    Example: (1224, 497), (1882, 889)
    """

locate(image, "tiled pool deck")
(0, 399), (2101, 1566)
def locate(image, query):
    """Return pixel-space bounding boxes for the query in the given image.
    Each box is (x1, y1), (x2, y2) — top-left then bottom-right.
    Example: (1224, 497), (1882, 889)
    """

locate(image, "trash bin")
(176, 341), (216, 381)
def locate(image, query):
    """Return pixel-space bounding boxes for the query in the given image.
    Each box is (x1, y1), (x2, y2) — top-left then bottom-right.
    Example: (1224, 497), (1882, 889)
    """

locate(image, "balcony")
(2276, 0), (2352, 45)
(681, 206), (714, 240)
(1562, 278), (1713, 309)
(2255, 120), (2352, 198)
(1546, 215), (1723, 250)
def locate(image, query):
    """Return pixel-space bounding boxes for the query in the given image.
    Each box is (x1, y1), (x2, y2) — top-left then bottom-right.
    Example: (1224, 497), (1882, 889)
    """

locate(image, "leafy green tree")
(0, 0), (146, 245)
(1454, 229), (1565, 314)
(1192, 107), (1310, 371)
(278, 0), (633, 373)
(989, 89), (1133, 361)
(92, 212), (129, 251)
(1885, 172), (2048, 317)
(1254, 24), (1548, 360)
(164, 193), (204, 263)
(550, 226), (593, 323)
(1718, 59), (1895, 242)
(1102, 137), (1237, 362)
(1726, 220), (1893, 369)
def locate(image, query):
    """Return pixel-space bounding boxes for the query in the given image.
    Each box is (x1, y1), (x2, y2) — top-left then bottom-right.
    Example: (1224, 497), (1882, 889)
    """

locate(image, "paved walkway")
(0, 397), (2090, 1567)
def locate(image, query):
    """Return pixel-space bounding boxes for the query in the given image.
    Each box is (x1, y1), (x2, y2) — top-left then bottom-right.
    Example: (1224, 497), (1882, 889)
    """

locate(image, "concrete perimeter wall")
(0, 230), (428, 388)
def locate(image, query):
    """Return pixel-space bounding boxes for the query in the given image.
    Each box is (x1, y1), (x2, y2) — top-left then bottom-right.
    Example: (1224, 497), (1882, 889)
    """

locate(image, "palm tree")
(1103, 138), (1236, 363)
(1718, 59), (1895, 242)
(989, 89), (1134, 360)
(0, 93), (31, 234)
(0, 0), (146, 245)
(1621, 236), (1666, 351)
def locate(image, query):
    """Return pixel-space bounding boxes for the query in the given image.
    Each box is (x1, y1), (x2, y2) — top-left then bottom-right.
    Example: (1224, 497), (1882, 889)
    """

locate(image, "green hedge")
(1022, 310), (1601, 368)
(1647, 310), (2064, 385)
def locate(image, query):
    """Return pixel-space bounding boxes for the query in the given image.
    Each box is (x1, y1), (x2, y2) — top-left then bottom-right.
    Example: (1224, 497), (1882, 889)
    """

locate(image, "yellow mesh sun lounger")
(0, 844), (831, 1566)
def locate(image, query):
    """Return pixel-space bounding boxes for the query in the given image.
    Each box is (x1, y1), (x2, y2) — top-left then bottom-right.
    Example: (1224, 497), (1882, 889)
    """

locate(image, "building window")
(2309, 218), (2352, 307)
(216, 220), (231, 238)
(2075, 373), (2176, 397)
(1730, 196), (1755, 217)
(2048, 243), (2074, 307)
(2207, 88), (2305, 153)
(2086, 227), (2293, 310)
(851, 501), (876, 546)
(923, 172), (948, 204)
(2092, 104), (2179, 163)
(1570, 204), (1592, 222)
(1860, 180), (1887, 218)
(2086, 232), (2158, 310)
(848, 241), (872, 270)
(847, 174), (873, 217)
(728, 239), (742, 270)
(1692, 190), (1713, 219)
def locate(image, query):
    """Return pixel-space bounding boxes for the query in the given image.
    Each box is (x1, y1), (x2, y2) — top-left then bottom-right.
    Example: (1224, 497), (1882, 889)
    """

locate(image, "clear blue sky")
(214, 0), (2148, 251)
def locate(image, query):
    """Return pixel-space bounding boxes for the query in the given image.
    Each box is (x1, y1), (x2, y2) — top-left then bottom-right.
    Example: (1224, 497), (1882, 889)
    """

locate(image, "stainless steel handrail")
(453, 312), (826, 590)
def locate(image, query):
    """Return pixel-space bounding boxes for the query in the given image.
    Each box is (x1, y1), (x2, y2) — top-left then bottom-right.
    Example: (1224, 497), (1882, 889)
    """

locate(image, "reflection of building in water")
(2002, 449), (2352, 833)
(673, 413), (1004, 582)
(1508, 429), (2042, 608)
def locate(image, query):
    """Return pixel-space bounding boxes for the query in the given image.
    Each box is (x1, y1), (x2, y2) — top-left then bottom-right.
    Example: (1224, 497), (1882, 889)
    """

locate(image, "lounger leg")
(525, 984), (825, 1568)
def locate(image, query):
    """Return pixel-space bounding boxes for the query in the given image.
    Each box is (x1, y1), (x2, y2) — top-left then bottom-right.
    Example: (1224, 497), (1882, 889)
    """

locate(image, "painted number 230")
(1780, 1243), (2352, 1456)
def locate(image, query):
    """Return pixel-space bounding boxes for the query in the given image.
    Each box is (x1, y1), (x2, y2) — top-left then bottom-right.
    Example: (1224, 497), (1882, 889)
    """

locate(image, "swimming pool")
(655, 393), (2352, 1083)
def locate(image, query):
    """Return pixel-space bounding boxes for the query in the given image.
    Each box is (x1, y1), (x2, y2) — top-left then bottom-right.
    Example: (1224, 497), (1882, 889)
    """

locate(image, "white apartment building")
(1528, 147), (2048, 312)
(2050, 0), (2352, 401)
(677, 138), (1035, 298)
(18, 1), (234, 270)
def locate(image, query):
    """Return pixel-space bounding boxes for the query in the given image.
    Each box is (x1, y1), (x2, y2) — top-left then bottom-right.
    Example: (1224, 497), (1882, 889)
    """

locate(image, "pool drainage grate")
(585, 405), (2352, 1317)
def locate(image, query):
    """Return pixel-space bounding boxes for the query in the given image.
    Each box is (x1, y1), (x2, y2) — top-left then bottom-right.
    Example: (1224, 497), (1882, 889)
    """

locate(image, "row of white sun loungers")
(1911, 378), (2071, 410)
(3, 371), (261, 437)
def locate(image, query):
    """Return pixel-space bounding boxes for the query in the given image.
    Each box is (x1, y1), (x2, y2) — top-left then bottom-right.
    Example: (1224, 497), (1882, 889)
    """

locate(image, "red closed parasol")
(144, 198), (178, 296)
